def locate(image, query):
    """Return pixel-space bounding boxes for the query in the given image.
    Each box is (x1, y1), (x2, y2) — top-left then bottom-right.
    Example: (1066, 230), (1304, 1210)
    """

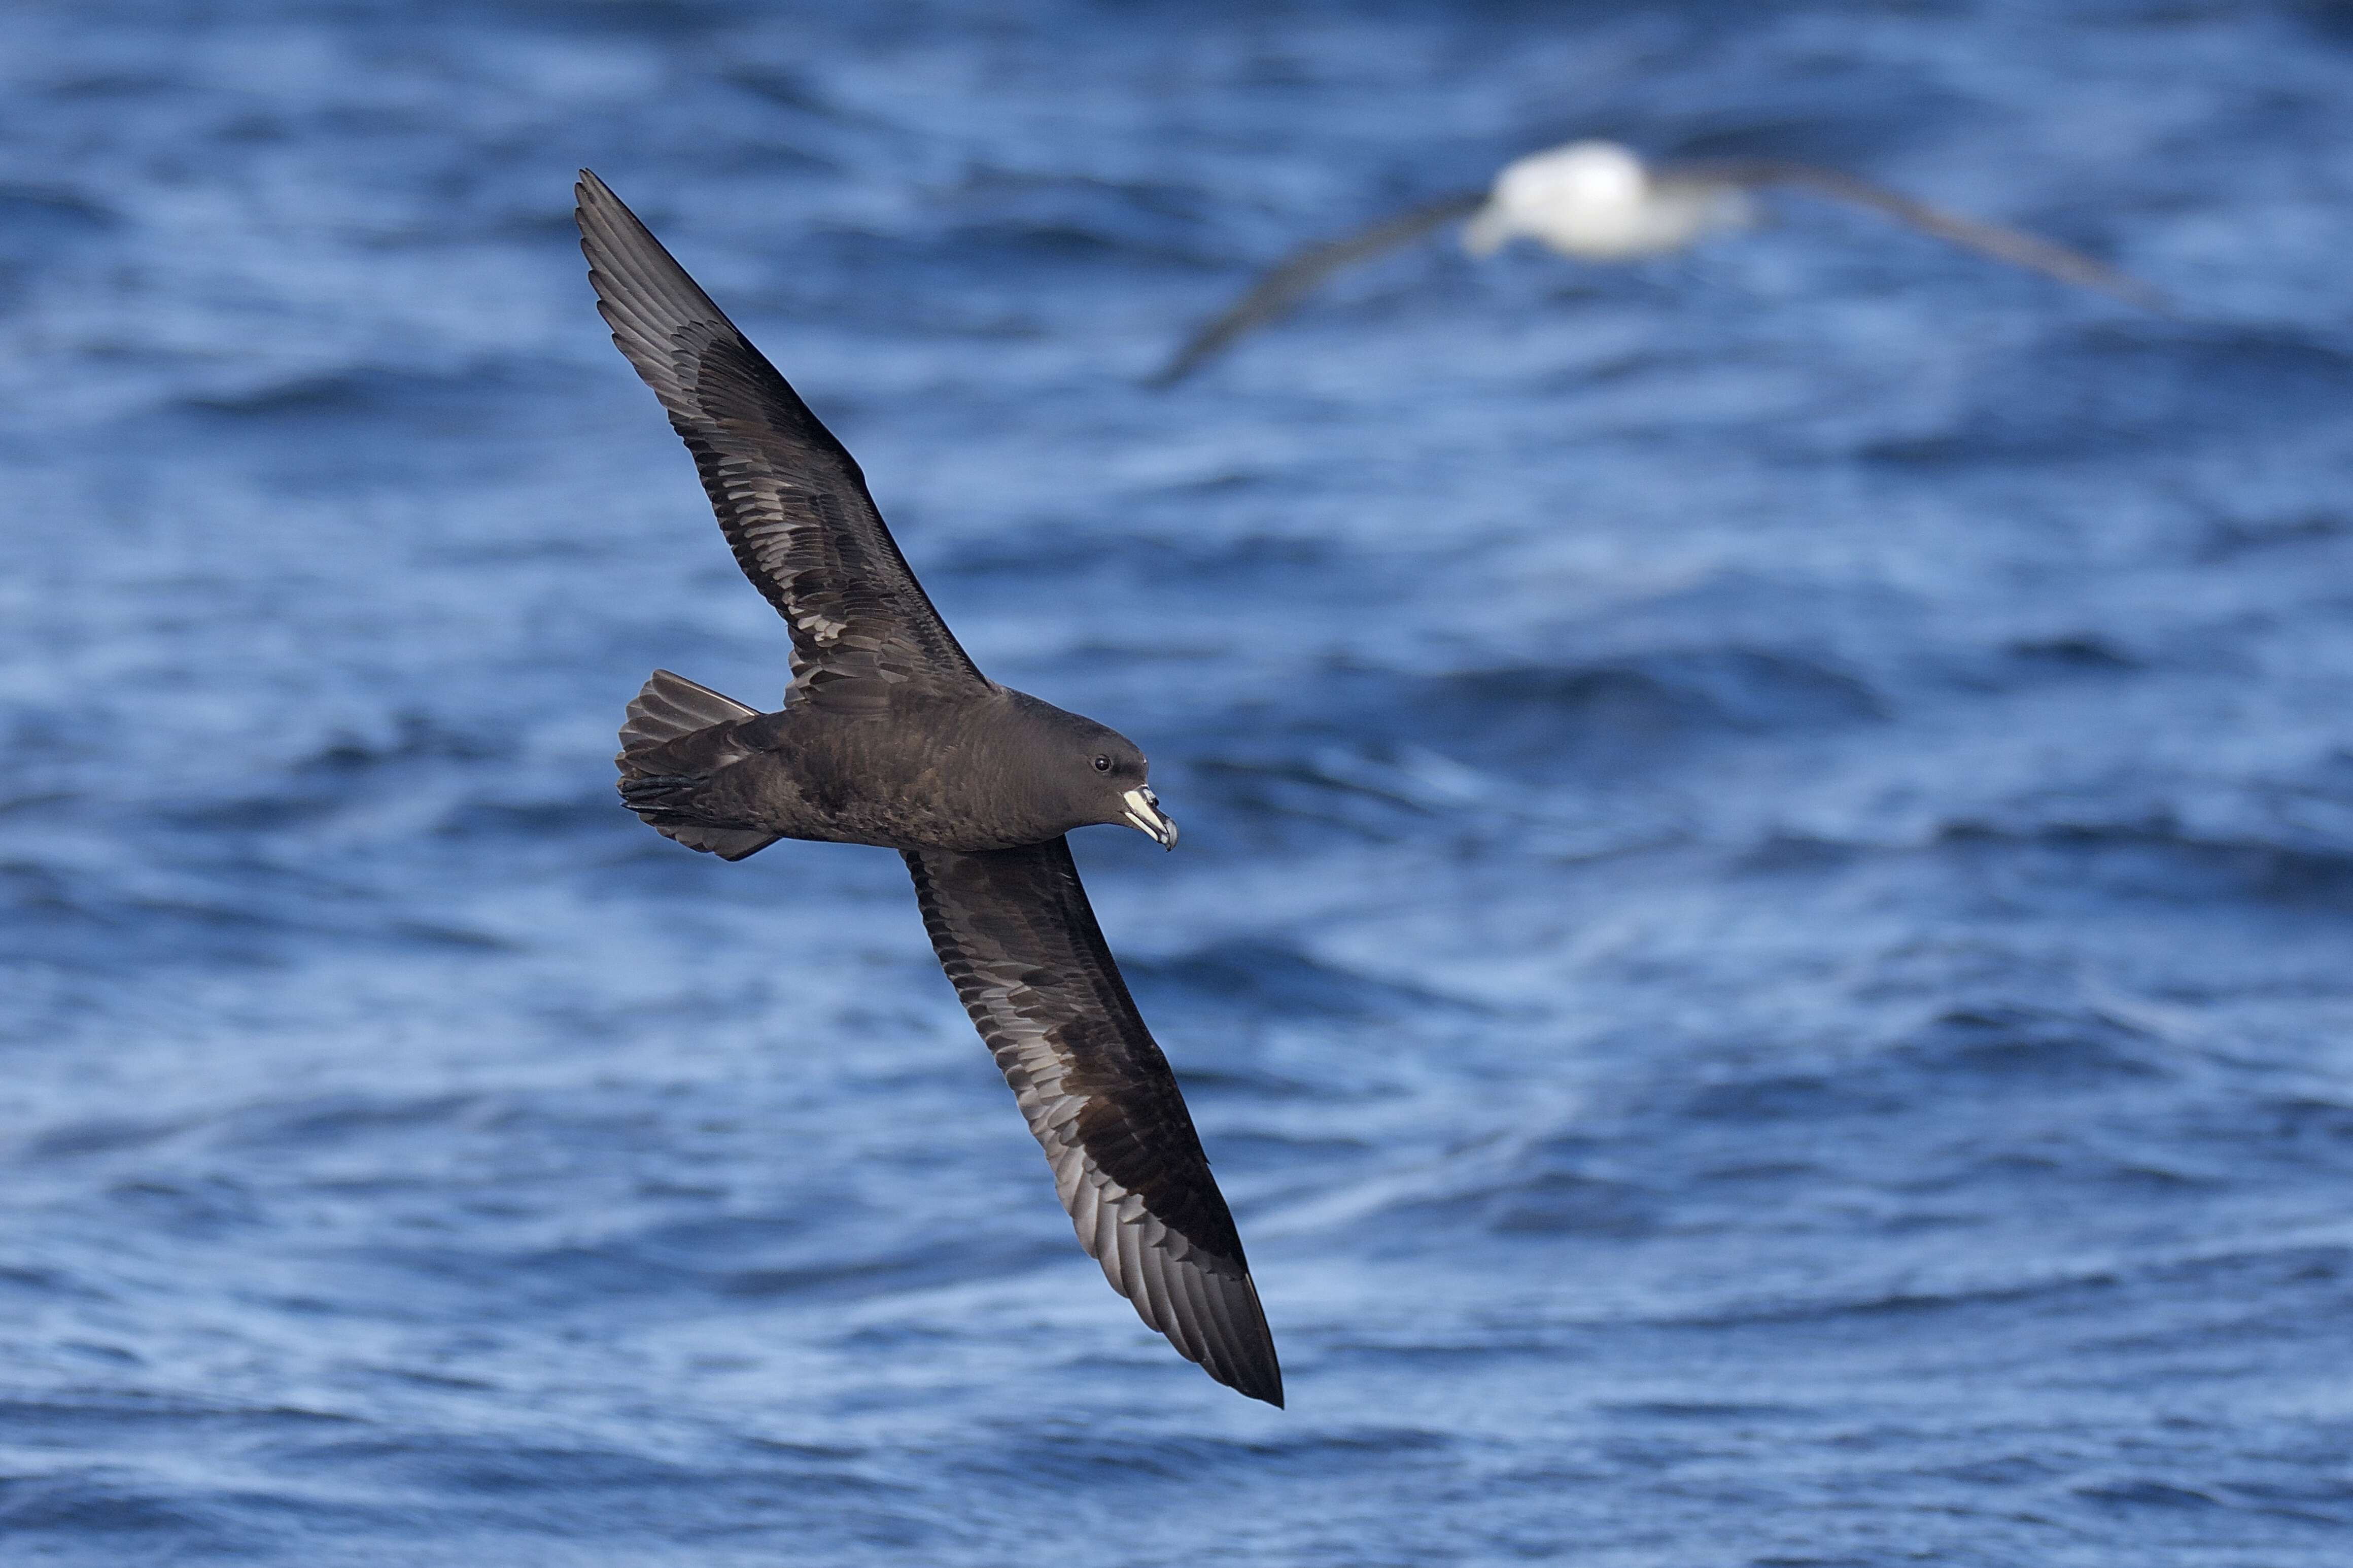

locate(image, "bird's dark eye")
(1092, 754), (1112, 772)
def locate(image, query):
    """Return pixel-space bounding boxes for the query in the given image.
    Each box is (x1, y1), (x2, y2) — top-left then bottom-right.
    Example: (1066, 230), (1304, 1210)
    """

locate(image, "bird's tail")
(616, 670), (782, 862)
(620, 668), (757, 754)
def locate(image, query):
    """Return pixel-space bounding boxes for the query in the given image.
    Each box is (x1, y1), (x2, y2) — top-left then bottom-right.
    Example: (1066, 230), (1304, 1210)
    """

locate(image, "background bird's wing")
(577, 170), (989, 713)
(1153, 190), (1487, 385)
(1675, 158), (2167, 311)
(903, 837), (1283, 1406)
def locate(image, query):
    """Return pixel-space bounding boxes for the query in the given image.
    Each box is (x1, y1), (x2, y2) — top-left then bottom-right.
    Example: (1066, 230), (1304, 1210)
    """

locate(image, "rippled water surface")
(7, 3), (2353, 1563)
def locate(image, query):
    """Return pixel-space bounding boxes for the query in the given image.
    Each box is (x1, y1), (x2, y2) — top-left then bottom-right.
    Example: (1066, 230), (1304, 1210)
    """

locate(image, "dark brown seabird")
(576, 171), (1282, 1406)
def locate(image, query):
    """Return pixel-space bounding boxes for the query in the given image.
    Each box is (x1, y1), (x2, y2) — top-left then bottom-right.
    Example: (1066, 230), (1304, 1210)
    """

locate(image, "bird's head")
(1002, 692), (1179, 850)
(1463, 139), (1651, 257)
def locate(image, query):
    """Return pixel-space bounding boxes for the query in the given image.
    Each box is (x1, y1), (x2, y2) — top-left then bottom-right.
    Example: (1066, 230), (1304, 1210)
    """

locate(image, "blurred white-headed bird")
(1155, 138), (2162, 384)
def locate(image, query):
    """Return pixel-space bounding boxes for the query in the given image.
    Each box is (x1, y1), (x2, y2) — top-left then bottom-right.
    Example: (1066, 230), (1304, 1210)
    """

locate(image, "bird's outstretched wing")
(1676, 158), (2168, 311)
(903, 837), (1283, 1406)
(1153, 191), (1486, 386)
(577, 170), (989, 713)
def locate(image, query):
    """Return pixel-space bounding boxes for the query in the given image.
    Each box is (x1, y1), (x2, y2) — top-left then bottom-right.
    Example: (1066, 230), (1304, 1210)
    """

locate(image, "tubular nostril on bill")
(1120, 787), (1178, 849)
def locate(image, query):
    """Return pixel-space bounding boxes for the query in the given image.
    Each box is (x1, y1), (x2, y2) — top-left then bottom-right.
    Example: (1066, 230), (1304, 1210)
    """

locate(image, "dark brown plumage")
(578, 171), (1281, 1405)
(907, 839), (1282, 1403)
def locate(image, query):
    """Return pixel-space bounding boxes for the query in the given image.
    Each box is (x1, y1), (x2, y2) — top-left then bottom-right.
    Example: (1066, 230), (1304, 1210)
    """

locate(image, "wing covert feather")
(576, 171), (989, 710)
(903, 838), (1283, 1406)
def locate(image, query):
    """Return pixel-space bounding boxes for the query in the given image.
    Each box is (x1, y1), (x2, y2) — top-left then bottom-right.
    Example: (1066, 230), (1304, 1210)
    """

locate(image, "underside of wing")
(903, 838), (1283, 1407)
(1153, 190), (1487, 386)
(1677, 158), (2168, 311)
(575, 171), (990, 711)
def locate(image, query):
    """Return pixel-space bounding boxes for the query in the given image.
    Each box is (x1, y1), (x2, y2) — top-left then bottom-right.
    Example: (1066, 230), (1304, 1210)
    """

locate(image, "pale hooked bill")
(1153, 138), (2166, 385)
(1122, 787), (1179, 849)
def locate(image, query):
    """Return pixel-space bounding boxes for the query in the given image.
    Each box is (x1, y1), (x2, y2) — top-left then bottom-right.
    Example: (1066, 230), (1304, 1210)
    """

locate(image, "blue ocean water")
(6, 1), (2353, 1562)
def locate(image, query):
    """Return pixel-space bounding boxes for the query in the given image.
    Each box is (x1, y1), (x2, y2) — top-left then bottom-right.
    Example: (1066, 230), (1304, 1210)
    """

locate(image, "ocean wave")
(10, 3), (2353, 1562)
(1861, 326), (2353, 464)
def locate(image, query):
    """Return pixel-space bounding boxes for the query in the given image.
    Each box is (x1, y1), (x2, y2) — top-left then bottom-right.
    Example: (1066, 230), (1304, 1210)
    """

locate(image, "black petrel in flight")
(576, 171), (1282, 1406)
